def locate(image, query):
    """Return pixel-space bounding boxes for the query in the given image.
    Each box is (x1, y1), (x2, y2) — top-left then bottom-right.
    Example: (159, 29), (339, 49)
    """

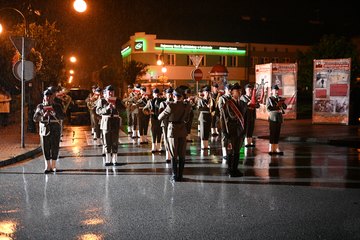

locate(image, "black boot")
(178, 158), (185, 181)
(231, 154), (243, 177)
(170, 158), (178, 183)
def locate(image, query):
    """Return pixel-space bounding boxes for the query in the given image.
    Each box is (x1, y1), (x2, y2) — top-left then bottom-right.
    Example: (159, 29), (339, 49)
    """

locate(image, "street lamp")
(70, 56), (77, 63)
(0, 7), (28, 148)
(73, 0), (87, 13)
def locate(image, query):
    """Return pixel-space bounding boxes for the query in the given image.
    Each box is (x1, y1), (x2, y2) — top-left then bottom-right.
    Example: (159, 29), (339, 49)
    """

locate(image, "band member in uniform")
(218, 83), (233, 160)
(122, 84), (136, 135)
(197, 85), (213, 150)
(210, 83), (220, 136)
(137, 87), (150, 144)
(130, 84), (141, 138)
(267, 84), (287, 155)
(220, 83), (247, 177)
(96, 85), (125, 166)
(159, 88), (173, 163)
(184, 88), (196, 142)
(92, 87), (103, 142)
(33, 89), (65, 173)
(158, 88), (191, 182)
(85, 85), (99, 136)
(144, 88), (164, 152)
(240, 84), (260, 147)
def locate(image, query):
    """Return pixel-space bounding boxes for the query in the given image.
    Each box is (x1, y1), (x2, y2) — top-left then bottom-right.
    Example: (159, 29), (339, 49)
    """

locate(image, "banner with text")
(313, 58), (351, 125)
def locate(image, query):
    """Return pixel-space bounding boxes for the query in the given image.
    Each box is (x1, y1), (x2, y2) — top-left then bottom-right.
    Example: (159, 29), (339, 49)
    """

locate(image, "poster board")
(255, 63), (272, 120)
(312, 58), (351, 125)
(255, 63), (298, 120)
(272, 63), (297, 119)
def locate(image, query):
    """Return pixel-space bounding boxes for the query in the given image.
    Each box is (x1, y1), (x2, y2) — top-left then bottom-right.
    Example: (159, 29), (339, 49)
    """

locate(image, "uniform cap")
(95, 87), (102, 93)
(224, 83), (233, 90)
(245, 83), (253, 89)
(43, 89), (53, 96)
(202, 85), (211, 92)
(153, 88), (160, 94)
(231, 83), (241, 90)
(105, 85), (115, 91)
(271, 84), (280, 90)
(212, 83), (219, 88)
(165, 88), (173, 94)
(173, 87), (183, 97)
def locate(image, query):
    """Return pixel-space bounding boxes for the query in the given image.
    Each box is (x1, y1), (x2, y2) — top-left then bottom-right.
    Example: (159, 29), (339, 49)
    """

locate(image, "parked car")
(67, 88), (91, 125)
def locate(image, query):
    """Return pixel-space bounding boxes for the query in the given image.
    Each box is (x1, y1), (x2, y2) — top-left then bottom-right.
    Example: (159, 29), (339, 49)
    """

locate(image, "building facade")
(121, 32), (310, 92)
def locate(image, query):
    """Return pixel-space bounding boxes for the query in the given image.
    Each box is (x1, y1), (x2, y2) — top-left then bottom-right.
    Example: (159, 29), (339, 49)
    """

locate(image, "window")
(261, 57), (269, 64)
(219, 56), (226, 66)
(284, 57), (290, 63)
(229, 56), (237, 67)
(272, 57), (279, 63)
(167, 54), (176, 66)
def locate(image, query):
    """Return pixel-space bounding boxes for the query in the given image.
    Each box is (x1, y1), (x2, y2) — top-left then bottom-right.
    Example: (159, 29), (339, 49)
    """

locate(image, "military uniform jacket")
(158, 101), (191, 138)
(266, 96), (287, 123)
(96, 98), (124, 131)
(220, 98), (247, 137)
(159, 99), (173, 128)
(122, 92), (136, 111)
(240, 95), (260, 121)
(217, 94), (232, 110)
(143, 97), (165, 120)
(33, 102), (65, 136)
(197, 97), (213, 122)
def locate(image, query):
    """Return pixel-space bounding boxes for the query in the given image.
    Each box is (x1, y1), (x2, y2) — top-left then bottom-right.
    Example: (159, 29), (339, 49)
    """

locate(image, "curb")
(257, 136), (360, 147)
(0, 146), (42, 168)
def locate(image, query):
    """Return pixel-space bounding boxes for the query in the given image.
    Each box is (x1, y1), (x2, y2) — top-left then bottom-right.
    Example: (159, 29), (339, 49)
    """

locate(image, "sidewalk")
(0, 123), (41, 167)
(0, 119), (359, 168)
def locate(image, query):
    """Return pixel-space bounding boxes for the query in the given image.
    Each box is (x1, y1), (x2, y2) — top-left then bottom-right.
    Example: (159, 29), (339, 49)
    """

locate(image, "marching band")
(34, 82), (287, 182)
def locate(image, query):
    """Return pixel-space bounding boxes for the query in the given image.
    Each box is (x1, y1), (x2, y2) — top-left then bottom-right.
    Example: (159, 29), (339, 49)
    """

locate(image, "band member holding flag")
(220, 83), (247, 177)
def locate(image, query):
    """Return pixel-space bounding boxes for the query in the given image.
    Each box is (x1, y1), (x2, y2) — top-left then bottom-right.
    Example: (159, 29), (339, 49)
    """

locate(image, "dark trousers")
(40, 123), (61, 160)
(126, 109), (133, 127)
(269, 121), (282, 144)
(102, 118), (120, 153)
(211, 114), (219, 128)
(138, 114), (149, 136)
(226, 134), (244, 172)
(151, 118), (162, 143)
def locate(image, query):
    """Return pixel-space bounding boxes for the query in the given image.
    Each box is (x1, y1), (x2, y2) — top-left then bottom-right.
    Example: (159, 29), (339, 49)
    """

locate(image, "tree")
(121, 60), (149, 86)
(297, 34), (359, 90)
(10, 21), (66, 103)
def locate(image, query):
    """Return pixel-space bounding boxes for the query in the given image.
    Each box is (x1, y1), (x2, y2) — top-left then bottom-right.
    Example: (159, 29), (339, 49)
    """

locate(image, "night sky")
(1, 0), (359, 76)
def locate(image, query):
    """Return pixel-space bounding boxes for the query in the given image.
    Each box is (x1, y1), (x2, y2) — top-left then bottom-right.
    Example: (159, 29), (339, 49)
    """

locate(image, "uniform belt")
(201, 111), (210, 113)
(103, 115), (119, 117)
(41, 120), (59, 123)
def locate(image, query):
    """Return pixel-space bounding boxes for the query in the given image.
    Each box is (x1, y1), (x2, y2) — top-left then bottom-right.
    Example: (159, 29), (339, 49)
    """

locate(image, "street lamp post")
(0, 7), (28, 148)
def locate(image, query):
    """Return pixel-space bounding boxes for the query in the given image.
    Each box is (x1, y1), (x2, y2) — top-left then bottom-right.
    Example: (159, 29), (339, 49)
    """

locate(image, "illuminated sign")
(155, 43), (246, 55)
(135, 41), (144, 51)
(121, 46), (131, 57)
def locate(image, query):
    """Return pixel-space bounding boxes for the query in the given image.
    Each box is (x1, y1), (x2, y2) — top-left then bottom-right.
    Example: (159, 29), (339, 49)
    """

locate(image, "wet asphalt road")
(0, 126), (359, 239)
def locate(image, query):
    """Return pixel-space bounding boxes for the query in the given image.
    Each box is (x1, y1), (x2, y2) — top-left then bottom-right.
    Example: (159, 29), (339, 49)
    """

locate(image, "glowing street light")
(69, 69), (75, 74)
(0, 24), (3, 34)
(70, 56), (77, 63)
(161, 66), (167, 73)
(69, 75), (74, 83)
(73, 0), (87, 13)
